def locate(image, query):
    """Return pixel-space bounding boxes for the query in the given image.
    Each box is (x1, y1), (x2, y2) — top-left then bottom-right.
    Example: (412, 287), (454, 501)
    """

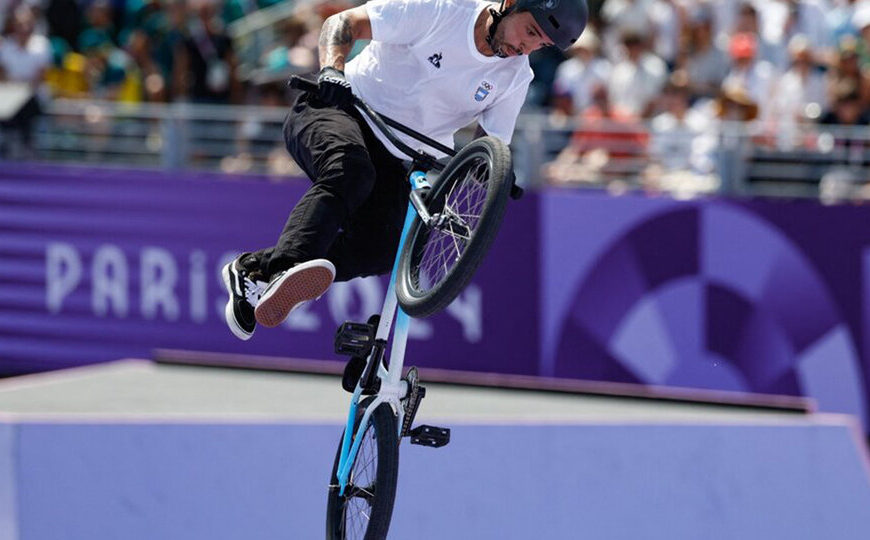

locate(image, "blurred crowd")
(1, 0), (870, 194)
(0, 0), (328, 104)
(538, 0), (870, 192)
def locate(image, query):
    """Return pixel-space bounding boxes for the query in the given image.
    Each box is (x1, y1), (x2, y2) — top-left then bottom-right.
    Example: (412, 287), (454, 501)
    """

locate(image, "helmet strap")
(485, 1), (514, 58)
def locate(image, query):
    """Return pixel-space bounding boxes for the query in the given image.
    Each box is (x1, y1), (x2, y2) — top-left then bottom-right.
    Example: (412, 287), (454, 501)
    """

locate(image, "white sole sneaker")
(222, 262), (254, 341)
(255, 259), (336, 328)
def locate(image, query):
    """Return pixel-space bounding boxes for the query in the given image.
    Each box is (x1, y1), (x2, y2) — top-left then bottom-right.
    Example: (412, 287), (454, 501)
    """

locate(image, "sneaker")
(255, 259), (336, 328)
(221, 254), (267, 340)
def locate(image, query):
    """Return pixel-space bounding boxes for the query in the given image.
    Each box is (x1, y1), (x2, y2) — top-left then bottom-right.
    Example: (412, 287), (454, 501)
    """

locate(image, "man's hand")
(317, 67), (354, 109)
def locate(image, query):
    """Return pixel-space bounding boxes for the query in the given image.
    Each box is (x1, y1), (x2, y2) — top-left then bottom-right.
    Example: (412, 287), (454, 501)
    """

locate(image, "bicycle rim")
(408, 154), (492, 294)
(326, 402), (399, 540)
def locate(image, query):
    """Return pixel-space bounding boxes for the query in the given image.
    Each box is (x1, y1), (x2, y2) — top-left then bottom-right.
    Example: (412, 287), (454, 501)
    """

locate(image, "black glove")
(317, 67), (354, 109)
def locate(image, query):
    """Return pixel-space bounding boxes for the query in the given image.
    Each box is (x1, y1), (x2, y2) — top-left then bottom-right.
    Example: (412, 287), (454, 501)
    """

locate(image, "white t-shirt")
(345, 0), (533, 159)
(0, 34), (51, 83)
(553, 57), (611, 112)
(606, 53), (667, 117)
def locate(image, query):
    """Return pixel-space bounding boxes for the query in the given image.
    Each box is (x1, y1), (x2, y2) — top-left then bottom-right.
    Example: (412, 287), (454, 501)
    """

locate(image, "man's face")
(13, 9), (35, 38)
(491, 11), (553, 57)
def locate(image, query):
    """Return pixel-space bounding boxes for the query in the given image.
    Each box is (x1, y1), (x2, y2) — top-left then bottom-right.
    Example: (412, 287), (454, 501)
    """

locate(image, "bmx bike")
(288, 76), (521, 540)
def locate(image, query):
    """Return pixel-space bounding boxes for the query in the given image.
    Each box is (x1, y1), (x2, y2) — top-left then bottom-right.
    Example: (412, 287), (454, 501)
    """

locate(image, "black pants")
(1, 95), (40, 154)
(250, 94), (409, 282)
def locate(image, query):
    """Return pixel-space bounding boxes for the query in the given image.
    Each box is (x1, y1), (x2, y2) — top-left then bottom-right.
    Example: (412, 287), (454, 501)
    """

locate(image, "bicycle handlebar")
(288, 76), (524, 199)
(288, 76), (455, 169)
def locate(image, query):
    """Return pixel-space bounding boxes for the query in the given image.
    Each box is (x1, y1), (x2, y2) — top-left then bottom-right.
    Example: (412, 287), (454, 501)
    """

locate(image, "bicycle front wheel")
(326, 399), (399, 540)
(396, 136), (513, 317)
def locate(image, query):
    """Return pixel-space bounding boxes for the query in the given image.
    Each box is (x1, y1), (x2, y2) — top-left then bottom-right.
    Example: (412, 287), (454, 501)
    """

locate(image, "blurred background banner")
(541, 191), (869, 429)
(2, 162), (870, 429)
(0, 162), (540, 376)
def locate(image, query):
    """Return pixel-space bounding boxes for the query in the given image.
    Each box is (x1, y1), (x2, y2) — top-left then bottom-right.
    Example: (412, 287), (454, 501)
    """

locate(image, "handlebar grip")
(288, 76), (319, 94)
(508, 171), (524, 200)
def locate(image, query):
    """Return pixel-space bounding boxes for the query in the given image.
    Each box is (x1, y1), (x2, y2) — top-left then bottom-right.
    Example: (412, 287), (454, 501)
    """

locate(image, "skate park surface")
(0, 358), (868, 539)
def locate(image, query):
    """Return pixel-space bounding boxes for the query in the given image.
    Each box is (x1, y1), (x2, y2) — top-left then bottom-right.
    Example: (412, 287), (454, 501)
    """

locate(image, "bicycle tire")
(396, 136), (513, 317)
(326, 399), (399, 540)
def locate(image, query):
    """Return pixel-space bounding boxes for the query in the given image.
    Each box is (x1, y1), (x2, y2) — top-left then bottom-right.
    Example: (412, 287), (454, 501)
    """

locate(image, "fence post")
(716, 121), (749, 197)
(161, 103), (189, 170)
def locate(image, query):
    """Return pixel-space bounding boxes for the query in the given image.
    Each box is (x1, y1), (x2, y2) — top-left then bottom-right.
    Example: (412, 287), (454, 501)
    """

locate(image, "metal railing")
(28, 98), (299, 176)
(4, 98), (870, 200)
(510, 113), (870, 200)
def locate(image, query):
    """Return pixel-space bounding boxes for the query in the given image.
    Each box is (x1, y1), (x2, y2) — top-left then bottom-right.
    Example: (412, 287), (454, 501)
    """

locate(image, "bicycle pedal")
(409, 425), (450, 448)
(334, 320), (376, 357)
(400, 367), (425, 438)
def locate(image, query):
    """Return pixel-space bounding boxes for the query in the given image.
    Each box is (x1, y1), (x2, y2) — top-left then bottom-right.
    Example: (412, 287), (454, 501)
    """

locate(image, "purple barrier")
(2, 164), (870, 430)
(0, 164), (538, 375)
(541, 191), (870, 428)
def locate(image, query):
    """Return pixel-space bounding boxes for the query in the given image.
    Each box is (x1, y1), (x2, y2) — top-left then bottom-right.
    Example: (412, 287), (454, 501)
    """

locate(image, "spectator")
(0, 5), (52, 153)
(153, 0), (189, 100)
(827, 0), (863, 45)
(223, 0), (284, 24)
(649, 0), (682, 69)
(606, 30), (668, 117)
(131, 0), (173, 39)
(826, 35), (870, 107)
(733, 1), (780, 65)
(683, 3), (730, 99)
(768, 34), (828, 131)
(124, 28), (168, 102)
(599, 0), (654, 59)
(77, 0), (116, 53)
(645, 70), (719, 194)
(817, 79), (870, 170)
(526, 43), (568, 107)
(710, 0), (741, 45)
(0, 1), (9, 33)
(722, 32), (777, 117)
(854, 2), (870, 68)
(757, 0), (834, 69)
(551, 28), (611, 116)
(261, 15), (318, 75)
(819, 79), (870, 125)
(174, 0), (240, 103)
(45, 0), (82, 54)
(80, 37), (135, 100)
(0, 5), (51, 89)
(543, 84), (649, 186)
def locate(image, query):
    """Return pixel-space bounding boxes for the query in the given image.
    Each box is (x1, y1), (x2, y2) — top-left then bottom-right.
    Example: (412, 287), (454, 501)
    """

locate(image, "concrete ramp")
(0, 360), (868, 539)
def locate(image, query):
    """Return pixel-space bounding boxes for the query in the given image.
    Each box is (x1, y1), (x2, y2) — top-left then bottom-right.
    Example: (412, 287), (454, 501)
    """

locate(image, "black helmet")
(513, 0), (589, 50)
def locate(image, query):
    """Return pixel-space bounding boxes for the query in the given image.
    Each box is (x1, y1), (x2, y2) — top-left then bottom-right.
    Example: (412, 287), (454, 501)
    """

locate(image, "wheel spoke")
(410, 154), (491, 294)
(338, 419), (380, 539)
(346, 483), (376, 503)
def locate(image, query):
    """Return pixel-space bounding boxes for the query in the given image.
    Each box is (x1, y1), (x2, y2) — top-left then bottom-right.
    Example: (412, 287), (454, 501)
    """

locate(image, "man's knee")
(315, 149), (377, 210)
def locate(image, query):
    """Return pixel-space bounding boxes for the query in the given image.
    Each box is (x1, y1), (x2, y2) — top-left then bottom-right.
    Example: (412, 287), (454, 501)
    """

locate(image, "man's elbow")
(331, 6), (372, 42)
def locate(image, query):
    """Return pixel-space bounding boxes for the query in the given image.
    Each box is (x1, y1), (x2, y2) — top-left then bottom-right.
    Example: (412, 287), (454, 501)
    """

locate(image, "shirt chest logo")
(474, 81), (493, 102)
(428, 52), (443, 68)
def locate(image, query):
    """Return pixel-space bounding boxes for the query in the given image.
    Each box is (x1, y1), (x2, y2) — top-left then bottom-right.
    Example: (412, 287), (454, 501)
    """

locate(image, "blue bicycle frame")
(335, 170), (430, 495)
(285, 76), (456, 498)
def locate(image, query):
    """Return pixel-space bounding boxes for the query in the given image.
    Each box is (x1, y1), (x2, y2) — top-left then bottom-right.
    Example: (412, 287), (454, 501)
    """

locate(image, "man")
(222, 0), (588, 340)
(0, 6), (51, 155)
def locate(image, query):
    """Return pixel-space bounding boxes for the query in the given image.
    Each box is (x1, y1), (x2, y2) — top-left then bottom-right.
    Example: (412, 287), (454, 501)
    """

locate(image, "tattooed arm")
(318, 6), (372, 71)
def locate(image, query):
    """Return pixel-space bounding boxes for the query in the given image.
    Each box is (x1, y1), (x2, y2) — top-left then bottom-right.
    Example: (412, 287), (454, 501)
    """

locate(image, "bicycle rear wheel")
(326, 399), (399, 540)
(396, 136), (513, 317)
